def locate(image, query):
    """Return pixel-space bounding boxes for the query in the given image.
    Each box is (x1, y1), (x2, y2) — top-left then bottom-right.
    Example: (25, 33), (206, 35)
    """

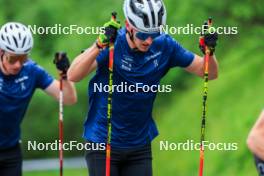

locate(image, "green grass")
(24, 168), (87, 176)
(151, 34), (264, 175)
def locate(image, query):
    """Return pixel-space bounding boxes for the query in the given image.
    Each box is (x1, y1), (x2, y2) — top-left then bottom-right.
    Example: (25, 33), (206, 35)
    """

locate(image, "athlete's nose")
(144, 37), (153, 45)
(13, 60), (23, 69)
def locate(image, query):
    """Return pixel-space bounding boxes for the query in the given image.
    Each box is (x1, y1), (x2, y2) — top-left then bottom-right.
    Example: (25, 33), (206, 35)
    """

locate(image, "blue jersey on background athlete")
(0, 60), (53, 149)
(0, 21), (76, 176)
(84, 28), (195, 148)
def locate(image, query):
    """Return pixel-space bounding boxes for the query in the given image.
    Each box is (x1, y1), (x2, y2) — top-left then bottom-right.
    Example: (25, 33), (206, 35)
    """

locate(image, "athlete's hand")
(54, 52), (70, 79)
(96, 13), (121, 49)
(199, 21), (218, 56)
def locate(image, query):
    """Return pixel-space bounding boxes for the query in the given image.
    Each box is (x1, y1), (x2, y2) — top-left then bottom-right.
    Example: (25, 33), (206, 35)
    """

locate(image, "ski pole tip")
(203, 21), (208, 26)
(55, 52), (66, 57)
(200, 21), (208, 36)
(55, 52), (66, 61)
(208, 17), (212, 25)
(111, 12), (117, 19)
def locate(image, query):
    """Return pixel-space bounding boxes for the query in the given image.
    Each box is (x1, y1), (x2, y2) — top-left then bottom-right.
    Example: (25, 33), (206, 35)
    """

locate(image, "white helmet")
(0, 22), (33, 55)
(123, 0), (167, 33)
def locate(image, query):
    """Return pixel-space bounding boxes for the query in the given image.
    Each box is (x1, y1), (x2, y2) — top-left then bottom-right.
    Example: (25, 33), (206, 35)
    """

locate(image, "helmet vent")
(142, 13), (150, 28)
(6, 46), (14, 52)
(13, 36), (18, 48)
(6, 36), (11, 45)
(157, 5), (164, 26)
(147, 0), (156, 26)
(24, 48), (31, 53)
(22, 36), (27, 48)
(128, 17), (137, 27)
(18, 32), (21, 40)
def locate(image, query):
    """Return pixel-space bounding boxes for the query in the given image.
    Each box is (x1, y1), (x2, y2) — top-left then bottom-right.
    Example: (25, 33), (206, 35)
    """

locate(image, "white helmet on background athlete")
(0, 22), (33, 55)
(123, 0), (167, 33)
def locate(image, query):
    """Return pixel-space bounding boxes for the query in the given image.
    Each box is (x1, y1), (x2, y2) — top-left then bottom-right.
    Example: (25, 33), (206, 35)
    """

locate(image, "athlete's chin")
(138, 46), (150, 52)
(9, 69), (21, 75)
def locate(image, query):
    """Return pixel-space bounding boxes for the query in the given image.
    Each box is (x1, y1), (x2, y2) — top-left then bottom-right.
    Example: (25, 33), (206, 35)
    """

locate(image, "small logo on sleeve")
(0, 78), (3, 91)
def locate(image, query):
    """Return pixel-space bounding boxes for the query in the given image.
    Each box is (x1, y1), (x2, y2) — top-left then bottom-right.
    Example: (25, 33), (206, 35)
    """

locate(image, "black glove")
(96, 12), (121, 49)
(199, 24), (218, 56)
(53, 52), (70, 79)
(254, 155), (264, 175)
(105, 26), (119, 43)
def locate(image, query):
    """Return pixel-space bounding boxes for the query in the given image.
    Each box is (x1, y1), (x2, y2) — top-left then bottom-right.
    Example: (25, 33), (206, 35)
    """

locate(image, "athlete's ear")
(125, 20), (129, 28)
(125, 20), (132, 33)
(0, 49), (4, 57)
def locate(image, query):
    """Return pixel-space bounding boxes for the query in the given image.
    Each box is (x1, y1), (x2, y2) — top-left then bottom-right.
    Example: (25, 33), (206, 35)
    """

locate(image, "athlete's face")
(133, 32), (154, 52)
(126, 22), (160, 52)
(0, 51), (27, 75)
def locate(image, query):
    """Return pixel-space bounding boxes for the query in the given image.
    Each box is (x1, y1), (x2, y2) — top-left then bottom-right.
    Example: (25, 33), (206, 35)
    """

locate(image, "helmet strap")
(126, 28), (134, 43)
(126, 29), (141, 52)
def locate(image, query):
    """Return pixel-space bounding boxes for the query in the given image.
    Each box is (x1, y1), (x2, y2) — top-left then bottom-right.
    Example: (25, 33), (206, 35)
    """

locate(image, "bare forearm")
(208, 55), (219, 80)
(247, 111), (264, 160)
(44, 79), (77, 105)
(186, 54), (219, 80)
(248, 131), (264, 160)
(68, 43), (99, 82)
(62, 80), (77, 105)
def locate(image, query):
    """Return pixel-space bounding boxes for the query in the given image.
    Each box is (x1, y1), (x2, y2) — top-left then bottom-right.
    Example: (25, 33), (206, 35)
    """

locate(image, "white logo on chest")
(146, 52), (161, 68)
(121, 55), (134, 71)
(145, 52), (162, 61)
(153, 59), (159, 67)
(15, 76), (28, 91)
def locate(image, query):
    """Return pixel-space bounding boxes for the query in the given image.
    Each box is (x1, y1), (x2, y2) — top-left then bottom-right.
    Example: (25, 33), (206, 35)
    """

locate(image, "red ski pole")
(55, 52), (65, 176)
(105, 12), (118, 176)
(199, 18), (212, 176)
